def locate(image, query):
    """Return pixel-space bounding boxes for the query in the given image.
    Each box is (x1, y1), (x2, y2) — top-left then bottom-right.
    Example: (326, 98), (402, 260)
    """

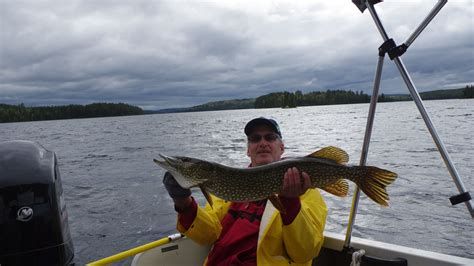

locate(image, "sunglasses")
(247, 133), (280, 143)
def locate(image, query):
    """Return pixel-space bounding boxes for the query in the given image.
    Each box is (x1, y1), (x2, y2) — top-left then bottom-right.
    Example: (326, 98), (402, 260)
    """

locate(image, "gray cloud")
(0, 0), (472, 109)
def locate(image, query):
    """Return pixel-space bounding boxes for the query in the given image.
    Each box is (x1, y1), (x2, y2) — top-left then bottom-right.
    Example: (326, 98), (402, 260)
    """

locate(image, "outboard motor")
(0, 140), (74, 265)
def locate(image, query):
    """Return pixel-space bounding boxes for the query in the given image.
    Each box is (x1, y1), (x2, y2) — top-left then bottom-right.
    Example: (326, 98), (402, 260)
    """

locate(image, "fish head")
(154, 154), (215, 188)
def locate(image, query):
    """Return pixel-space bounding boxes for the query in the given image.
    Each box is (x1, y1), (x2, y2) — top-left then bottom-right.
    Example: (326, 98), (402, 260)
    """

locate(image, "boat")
(129, 232), (473, 266)
(79, 231), (471, 265)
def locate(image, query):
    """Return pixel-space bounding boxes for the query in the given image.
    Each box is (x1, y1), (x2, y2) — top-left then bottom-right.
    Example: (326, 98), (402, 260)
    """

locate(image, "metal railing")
(345, 0), (473, 249)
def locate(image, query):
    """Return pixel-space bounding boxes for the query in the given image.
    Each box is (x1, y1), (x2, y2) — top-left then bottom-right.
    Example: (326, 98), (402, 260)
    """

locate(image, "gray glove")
(163, 171), (191, 199)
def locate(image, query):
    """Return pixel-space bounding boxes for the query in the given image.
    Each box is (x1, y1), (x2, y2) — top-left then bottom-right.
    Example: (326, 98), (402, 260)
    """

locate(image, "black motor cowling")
(0, 140), (74, 265)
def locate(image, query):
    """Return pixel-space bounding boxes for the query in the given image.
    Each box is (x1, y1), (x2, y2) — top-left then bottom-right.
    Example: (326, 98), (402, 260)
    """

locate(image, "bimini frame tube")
(345, 55), (385, 249)
(346, 0), (473, 249)
(404, 0), (448, 48)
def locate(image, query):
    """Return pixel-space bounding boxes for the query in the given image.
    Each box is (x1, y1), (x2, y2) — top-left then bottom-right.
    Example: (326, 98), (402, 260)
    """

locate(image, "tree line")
(420, 85), (473, 100)
(0, 103), (144, 123)
(2, 86), (471, 121)
(254, 86), (473, 109)
(255, 90), (371, 108)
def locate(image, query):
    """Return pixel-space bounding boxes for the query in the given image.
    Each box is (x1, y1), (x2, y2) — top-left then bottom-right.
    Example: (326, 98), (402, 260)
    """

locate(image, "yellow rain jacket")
(176, 189), (327, 265)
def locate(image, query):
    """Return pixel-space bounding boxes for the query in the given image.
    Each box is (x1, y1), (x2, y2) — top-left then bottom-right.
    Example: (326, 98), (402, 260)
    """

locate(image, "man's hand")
(163, 172), (193, 211)
(163, 172), (191, 198)
(280, 167), (312, 198)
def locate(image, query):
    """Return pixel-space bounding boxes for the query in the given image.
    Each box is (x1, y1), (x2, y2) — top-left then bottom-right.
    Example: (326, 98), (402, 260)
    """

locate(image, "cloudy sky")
(1, 0), (472, 110)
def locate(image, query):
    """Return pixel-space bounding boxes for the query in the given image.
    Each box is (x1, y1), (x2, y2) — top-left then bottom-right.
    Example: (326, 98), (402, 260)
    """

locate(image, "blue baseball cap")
(244, 117), (282, 138)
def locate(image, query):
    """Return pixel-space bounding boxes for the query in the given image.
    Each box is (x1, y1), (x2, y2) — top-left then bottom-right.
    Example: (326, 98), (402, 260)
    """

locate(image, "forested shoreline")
(255, 90), (370, 108)
(1, 85), (471, 123)
(186, 86), (473, 111)
(0, 103), (143, 123)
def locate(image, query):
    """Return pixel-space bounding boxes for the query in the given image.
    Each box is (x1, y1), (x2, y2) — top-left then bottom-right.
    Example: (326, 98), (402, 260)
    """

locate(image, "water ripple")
(2, 99), (472, 264)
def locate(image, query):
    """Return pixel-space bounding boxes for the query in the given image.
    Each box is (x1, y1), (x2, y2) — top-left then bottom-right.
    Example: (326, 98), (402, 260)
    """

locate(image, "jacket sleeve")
(176, 195), (231, 245)
(281, 189), (327, 263)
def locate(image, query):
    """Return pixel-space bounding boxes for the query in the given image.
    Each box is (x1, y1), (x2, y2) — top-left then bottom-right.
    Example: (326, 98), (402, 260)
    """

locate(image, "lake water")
(1, 99), (473, 265)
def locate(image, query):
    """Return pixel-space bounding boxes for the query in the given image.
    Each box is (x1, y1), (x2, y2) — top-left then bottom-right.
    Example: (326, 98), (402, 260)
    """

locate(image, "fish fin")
(321, 179), (349, 197)
(306, 146), (349, 165)
(357, 166), (398, 207)
(199, 185), (213, 209)
(268, 194), (287, 214)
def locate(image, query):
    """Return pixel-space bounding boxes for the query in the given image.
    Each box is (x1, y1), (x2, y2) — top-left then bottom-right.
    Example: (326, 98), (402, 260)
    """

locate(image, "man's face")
(246, 125), (284, 167)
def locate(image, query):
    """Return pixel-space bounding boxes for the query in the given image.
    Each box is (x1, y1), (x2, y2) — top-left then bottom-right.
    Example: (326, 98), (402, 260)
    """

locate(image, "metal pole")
(404, 0), (448, 48)
(392, 58), (474, 218)
(366, 2), (474, 218)
(366, 2), (389, 41)
(344, 55), (385, 248)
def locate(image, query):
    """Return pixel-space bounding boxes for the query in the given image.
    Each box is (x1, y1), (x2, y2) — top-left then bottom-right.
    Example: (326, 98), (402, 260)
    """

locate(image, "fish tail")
(355, 166), (397, 207)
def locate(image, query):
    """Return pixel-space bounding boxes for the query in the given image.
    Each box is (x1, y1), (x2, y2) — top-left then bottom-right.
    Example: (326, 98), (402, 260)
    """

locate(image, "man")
(163, 117), (327, 265)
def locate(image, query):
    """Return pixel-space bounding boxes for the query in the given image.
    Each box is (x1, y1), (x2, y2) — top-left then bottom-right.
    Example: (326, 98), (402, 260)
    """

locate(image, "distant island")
(1, 85), (472, 123)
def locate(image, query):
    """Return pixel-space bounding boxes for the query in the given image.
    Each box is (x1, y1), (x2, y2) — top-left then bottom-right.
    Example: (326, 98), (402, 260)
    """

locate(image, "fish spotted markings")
(154, 146), (397, 206)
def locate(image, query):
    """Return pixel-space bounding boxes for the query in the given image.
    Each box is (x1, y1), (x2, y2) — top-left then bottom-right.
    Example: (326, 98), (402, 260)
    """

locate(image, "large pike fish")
(154, 146), (397, 210)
